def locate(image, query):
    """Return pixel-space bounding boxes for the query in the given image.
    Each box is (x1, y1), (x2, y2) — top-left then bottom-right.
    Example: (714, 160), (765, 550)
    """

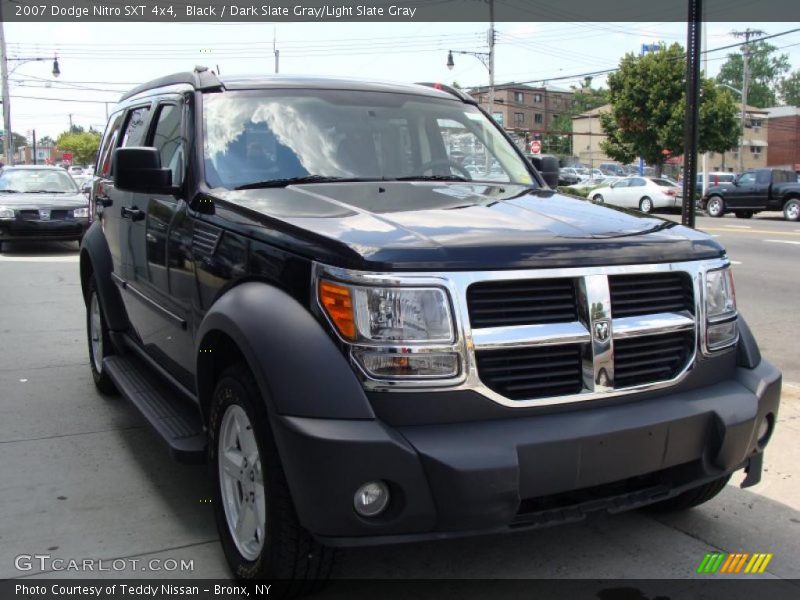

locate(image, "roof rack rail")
(119, 66), (223, 102)
(415, 82), (477, 105)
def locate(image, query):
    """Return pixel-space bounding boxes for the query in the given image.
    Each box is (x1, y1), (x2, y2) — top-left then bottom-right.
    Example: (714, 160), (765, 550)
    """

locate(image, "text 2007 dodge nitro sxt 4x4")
(79, 69), (781, 583)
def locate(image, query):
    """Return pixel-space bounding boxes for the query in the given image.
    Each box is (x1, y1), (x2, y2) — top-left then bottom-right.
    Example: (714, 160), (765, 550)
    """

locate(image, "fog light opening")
(757, 414), (774, 448)
(354, 481), (390, 518)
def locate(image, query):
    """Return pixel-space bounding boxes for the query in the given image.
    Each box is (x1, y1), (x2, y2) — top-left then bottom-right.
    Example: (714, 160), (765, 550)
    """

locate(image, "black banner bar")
(2, 0), (800, 23)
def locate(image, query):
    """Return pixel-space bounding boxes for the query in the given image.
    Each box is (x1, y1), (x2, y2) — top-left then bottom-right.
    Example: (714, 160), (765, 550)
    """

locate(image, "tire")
(209, 363), (334, 589)
(783, 198), (800, 222)
(706, 195), (725, 218)
(592, 194), (604, 204)
(86, 276), (118, 395)
(645, 474), (731, 513)
(735, 210), (753, 219)
(639, 197), (654, 214)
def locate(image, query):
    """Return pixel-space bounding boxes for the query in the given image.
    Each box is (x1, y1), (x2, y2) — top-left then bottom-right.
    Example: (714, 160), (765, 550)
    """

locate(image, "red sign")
(62, 152), (73, 162)
(530, 140), (542, 154)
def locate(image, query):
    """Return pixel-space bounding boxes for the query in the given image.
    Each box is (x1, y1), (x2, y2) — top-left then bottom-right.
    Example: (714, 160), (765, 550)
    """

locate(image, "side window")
(755, 170), (771, 185)
(613, 179), (629, 188)
(120, 106), (151, 148)
(151, 104), (185, 187)
(630, 178), (646, 187)
(97, 112), (124, 178)
(738, 172), (756, 185)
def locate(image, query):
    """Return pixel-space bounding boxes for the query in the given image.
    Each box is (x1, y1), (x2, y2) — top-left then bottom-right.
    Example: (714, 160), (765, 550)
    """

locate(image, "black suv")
(80, 69), (781, 583)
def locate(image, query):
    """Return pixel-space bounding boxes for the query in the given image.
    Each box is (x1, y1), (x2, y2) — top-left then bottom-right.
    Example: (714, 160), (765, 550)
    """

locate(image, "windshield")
(202, 89), (534, 190)
(0, 169), (80, 193)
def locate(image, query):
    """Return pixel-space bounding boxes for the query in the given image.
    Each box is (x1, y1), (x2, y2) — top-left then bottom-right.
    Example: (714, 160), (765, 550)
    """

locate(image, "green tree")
(37, 135), (56, 147)
(600, 43), (740, 175)
(779, 71), (800, 106)
(56, 130), (101, 165)
(716, 41), (790, 108)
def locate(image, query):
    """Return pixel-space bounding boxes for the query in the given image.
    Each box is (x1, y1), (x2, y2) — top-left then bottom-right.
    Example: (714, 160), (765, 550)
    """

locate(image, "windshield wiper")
(394, 175), (469, 182)
(234, 175), (386, 190)
(29, 190), (68, 194)
(0, 189), (22, 193)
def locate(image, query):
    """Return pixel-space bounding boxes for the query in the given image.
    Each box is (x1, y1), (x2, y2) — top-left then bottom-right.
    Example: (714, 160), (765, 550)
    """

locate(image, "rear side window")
(756, 171), (771, 185)
(151, 104), (185, 187)
(97, 112), (124, 177)
(120, 106), (151, 148)
(629, 178), (646, 187)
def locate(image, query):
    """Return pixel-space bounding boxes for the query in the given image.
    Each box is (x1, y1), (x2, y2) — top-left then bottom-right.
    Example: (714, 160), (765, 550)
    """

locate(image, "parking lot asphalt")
(0, 223), (798, 586)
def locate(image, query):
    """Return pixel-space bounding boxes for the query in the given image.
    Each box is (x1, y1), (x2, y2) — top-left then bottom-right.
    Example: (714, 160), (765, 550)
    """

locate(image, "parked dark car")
(79, 69), (781, 584)
(0, 165), (90, 251)
(702, 168), (800, 220)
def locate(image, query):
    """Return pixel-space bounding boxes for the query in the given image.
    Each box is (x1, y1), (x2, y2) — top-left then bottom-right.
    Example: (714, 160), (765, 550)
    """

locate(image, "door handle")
(95, 195), (113, 208)
(121, 206), (145, 221)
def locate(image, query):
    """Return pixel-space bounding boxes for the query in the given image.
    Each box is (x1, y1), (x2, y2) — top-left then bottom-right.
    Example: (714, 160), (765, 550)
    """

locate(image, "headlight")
(319, 280), (453, 343)
(318, 279), (459, 380)
(0, 206), (14, 219)
(705, 267), (737, 350)
(73, 207), (89, 218)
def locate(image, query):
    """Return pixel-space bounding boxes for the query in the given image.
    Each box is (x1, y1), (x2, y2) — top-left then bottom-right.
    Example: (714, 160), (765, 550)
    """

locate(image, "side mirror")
(530, 154), (559, 188)
(113, 147), (176, 194)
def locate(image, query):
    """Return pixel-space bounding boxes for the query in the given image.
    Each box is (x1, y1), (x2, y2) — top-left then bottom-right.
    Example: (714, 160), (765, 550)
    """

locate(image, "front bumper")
(0, 218), (88, 241)
(272, 359), (781, 547)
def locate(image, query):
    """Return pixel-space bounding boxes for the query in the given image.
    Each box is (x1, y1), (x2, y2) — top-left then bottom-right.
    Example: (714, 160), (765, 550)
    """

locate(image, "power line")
(465, 28), (800, 89)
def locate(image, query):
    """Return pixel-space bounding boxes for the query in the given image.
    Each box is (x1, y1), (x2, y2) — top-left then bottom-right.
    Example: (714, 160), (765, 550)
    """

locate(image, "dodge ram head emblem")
(38, 209), (51, 221)
(593, 320), (610, 342)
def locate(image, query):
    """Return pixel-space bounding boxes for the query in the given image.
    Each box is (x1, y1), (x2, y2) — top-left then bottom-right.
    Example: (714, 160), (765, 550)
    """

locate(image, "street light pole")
(487, 0), (495, 122)
(0, 9), (12, 165)
(731, 28), (765, 174)
(446, 0), (495, 122)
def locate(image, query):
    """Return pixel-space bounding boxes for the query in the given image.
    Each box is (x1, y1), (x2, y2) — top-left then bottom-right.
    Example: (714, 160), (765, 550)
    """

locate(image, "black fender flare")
(79, 221), (129, 331)
(196, 281), (375, 420)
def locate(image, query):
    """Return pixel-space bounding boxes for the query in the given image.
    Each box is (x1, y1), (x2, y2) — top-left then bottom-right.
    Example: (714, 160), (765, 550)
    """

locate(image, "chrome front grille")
(313, 258), (727, 408)
(468, 270), (698, 403)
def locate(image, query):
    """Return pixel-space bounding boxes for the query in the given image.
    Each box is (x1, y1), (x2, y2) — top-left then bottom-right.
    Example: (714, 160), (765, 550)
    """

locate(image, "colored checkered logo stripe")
(697, 552), (773, 574)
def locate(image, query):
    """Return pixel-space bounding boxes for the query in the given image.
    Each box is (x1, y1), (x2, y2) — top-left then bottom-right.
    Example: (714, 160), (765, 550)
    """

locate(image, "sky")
(3, 20), (799, 140)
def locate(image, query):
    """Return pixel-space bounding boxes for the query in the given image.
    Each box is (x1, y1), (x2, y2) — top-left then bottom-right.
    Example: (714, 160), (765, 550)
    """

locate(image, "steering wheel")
(419, 159), (473, 180)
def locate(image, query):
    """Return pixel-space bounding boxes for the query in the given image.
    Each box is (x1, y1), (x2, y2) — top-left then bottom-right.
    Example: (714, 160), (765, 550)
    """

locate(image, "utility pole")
(487, 0), (495, 122)
(0, 7), (12, 166)
(68, 113), (73, 131)
(273, 28), (279, 74)
(32, 129), (36, 165)
(732, 28), (765, 173)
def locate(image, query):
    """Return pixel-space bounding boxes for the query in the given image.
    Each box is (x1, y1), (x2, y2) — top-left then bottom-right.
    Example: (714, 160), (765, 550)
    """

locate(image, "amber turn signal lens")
(319, 281), (356, 340)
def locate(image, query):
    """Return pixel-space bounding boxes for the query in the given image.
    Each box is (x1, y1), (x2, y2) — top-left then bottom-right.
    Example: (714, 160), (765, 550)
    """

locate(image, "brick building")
(469, 83), (574, 149)
(766, 106), (800, 171)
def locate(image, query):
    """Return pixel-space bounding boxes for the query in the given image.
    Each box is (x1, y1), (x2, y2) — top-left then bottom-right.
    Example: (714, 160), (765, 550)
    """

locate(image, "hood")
(0, 191), (88, 210)
(213, 182), (724, 271)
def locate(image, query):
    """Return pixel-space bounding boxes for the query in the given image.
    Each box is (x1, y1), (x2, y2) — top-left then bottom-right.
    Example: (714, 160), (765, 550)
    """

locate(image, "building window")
(514, 112), (525, 126)
(750, 146), (762, 156)
(533, 93), (543, 103)
(514, 91), (524, 103)
(552, 113), (559, 120)
(534, 113), (543, 124)
(750, 119), (762, 131)
(732, 151), (739, 160)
